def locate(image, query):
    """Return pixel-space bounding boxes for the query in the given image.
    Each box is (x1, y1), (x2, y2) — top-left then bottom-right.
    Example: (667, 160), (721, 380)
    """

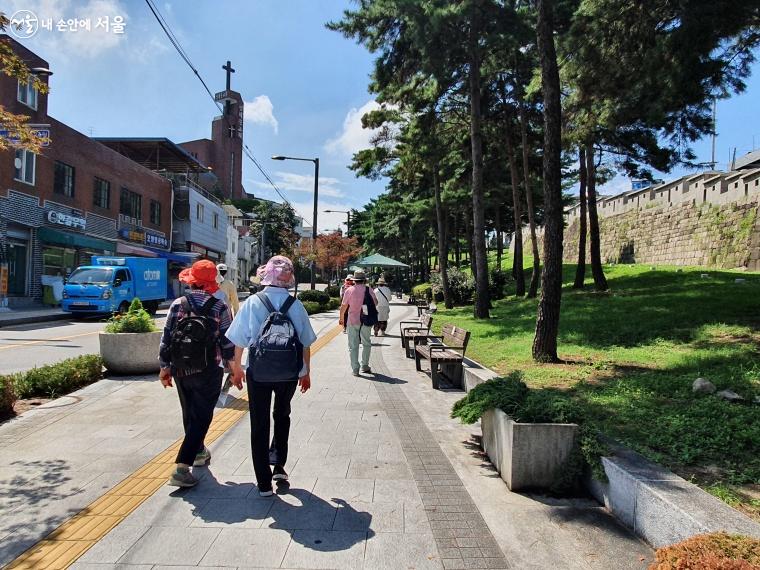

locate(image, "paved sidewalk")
(1, 303), (652, 569)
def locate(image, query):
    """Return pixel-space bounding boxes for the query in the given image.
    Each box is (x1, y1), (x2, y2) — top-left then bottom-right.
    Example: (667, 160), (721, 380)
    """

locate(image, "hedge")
(325, 285), (340, 298)
(11, 355), (104, 400)
(302, 301), (322, 315)
(412, 283), (432, 298)
(298, 290), (331, 305)
(0, 375), (16, 420)
(328, 298), (341, 310)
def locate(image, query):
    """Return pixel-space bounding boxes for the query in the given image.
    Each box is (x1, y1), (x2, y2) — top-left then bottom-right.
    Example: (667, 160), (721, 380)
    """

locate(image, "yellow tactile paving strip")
(5, 323), (343, 570)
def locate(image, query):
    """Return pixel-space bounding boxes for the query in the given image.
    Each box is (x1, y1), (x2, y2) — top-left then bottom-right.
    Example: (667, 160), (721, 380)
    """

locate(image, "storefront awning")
(116, 242), (158, 257)
(145, 247), (198, 265)
(38, 227), (115, 251)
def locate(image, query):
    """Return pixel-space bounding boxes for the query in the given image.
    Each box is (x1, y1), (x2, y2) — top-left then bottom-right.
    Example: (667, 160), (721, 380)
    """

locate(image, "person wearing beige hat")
(340, 268), (378, 376)
(373, 276), (392, 336)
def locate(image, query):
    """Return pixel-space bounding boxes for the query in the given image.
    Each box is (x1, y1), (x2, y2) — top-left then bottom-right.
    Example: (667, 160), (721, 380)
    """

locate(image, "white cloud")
(251, 171), (344, 198)
(598, 174), (632, 197)
(325, 99), (382, 157)
(7, 0), (128, 58)
(244, 95), (279, 134)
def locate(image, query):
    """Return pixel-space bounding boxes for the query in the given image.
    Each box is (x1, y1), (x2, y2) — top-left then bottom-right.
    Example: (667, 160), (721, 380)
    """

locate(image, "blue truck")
(61, 256), (168, 316)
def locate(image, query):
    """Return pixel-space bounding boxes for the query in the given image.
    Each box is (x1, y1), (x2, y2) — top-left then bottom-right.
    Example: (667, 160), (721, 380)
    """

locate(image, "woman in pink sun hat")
(226, 255), (316, 496)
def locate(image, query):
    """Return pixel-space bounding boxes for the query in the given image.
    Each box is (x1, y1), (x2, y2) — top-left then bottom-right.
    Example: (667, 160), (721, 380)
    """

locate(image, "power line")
(143, 0), (298, 211)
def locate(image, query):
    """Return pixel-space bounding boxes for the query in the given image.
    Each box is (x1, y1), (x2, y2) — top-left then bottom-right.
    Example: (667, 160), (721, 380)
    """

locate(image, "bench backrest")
(419, 313), (432, 331)
(441, 323), (470, 349)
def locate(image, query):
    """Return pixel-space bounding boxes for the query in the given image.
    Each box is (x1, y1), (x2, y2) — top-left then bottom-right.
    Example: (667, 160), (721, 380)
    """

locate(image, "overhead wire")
(144, 0), (312, 220)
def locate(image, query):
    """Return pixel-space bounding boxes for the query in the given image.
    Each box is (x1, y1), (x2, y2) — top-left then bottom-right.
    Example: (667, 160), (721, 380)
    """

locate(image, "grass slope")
(434, 262), (760, 519)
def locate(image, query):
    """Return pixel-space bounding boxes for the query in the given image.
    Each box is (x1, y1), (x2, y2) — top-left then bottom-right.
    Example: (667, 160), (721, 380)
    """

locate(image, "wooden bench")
(414, 324), (471, 389)
(399, 313), (433, 358)
(416, 300), (430, 317)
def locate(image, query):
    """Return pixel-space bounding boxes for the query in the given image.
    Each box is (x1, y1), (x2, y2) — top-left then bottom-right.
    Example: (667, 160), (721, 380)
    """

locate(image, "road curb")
(0, 312), (70, 328)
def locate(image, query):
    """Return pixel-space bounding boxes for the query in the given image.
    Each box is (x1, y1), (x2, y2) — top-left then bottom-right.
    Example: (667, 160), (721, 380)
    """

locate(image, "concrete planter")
(481, 408), (578, 491)
(99, 331), (162, 375)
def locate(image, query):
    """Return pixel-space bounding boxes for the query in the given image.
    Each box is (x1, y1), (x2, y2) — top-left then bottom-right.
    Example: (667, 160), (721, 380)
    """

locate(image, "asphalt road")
(0, 311), (168, 375)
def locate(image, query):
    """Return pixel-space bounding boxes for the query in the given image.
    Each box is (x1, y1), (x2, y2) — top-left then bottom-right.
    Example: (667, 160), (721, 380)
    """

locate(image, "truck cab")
(61, 257), (167, 316)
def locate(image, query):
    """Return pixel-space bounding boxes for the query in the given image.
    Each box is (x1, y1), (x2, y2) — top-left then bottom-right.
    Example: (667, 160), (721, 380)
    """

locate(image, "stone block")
(481, 408), (578, 491)
(462, 360), (498, 393)
(586, 445), (760, 548)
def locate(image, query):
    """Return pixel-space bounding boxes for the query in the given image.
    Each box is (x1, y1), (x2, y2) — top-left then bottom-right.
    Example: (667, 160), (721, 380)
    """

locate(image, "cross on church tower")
(222, 60), (236, 117)
(223, 60), (235, 91)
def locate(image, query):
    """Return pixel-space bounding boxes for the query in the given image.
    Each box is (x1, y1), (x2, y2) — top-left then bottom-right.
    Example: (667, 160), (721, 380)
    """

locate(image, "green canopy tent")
(353, 253), (410, 268)
(350, 253), (410, 291)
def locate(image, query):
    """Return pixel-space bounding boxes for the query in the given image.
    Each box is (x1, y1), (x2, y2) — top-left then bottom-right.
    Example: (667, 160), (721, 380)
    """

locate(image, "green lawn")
(433, 262), (760, 519)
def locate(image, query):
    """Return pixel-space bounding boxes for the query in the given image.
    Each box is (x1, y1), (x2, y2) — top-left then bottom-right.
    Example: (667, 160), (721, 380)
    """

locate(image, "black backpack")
(169, 295), (218, 371)
(248, 292), (303, 382)
(360, 286), (379, 326)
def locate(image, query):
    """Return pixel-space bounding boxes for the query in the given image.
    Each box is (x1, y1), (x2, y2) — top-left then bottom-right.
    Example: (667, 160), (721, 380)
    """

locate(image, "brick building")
(0, 37), (173, 305)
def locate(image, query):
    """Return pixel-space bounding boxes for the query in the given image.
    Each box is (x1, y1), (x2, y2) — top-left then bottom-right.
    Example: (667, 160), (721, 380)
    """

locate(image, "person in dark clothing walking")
(227, 255), (317, 497)
(159, 260), (234, 488)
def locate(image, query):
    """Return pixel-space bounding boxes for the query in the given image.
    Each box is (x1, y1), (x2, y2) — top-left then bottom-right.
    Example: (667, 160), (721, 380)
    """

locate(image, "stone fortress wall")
(516, 165), (760, 271)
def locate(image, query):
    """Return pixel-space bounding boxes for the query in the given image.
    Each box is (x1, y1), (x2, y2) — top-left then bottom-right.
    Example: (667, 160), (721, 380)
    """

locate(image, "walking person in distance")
(227, 255), (317, 497)
(215, 262), (240, 316)
(340, 269), (378, 376)
(373, 276), (392, 337)
(158, 260), (234, 488)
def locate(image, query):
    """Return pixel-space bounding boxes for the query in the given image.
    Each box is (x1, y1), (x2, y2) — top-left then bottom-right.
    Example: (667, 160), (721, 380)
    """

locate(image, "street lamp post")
(272, 154), (319, 290)
(324, 209), (351, 235)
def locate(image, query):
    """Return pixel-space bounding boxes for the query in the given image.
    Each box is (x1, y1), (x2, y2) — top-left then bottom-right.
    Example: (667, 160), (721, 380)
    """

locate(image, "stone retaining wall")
(516, 194), (760, 270)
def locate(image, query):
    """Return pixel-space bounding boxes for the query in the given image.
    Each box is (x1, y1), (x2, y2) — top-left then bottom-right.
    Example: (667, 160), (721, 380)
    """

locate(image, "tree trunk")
(466, 211), (476, 278)
(468, 2), (490, 319)
(434, 165), (453, 308)
(520, 102), (540, 298)
(506, 128), (525, 296)
(495, 204), (503, 271)
(586, 143), (608, 291)
(532, 0), (564, 363)
(454, 214), (461, 267)
(573, 146), (588, 288)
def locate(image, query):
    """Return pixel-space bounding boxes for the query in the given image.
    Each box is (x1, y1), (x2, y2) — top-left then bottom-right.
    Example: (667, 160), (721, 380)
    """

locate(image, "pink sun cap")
(260, 255), (296, 288)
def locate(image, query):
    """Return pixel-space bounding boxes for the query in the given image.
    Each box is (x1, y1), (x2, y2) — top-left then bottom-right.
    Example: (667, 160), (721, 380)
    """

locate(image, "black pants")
(175, 367), (223, 465)
(374, 321), (388, 333)
(247, 380), (298, 488)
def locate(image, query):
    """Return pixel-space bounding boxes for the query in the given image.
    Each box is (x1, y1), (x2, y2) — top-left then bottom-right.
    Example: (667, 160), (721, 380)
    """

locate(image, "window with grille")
(150, 200), (161, 225)
(120, 187), (142, 222)
(93, 177), (110, 209)
(53, 161), (75, 197)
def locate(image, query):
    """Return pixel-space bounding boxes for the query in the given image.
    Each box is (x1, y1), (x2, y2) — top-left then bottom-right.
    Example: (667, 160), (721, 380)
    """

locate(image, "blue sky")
(7, 0), (760, 225)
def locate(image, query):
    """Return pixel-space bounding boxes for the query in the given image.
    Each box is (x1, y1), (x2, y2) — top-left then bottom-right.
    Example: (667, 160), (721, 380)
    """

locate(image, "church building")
(178, 61), (246, 200)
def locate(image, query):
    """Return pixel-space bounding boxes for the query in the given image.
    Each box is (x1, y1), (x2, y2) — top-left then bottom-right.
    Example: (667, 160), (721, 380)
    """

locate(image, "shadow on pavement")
(365, 372), (407, 385)
(0, 459), (83, 566)
(174, 474), (372, 553)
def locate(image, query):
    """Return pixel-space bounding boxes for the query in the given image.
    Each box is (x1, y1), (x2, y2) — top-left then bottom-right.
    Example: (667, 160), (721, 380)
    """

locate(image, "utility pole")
(710, 97), (717, 170)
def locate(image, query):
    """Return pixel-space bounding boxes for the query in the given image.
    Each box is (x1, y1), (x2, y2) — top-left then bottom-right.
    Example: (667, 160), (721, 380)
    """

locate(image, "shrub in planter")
(104, 298), (157, 333)
(101, 298), (161, 374)
(12, 354), (104, 399)
(452, 373), (606, 490)
(328, 297), (341, 310)
(298, 290), (330, 306)
(649, 532), (760, 570)
(0, 375), (17, 420)
(325, 285), (340, 298)
(302, 301), (322, 315)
